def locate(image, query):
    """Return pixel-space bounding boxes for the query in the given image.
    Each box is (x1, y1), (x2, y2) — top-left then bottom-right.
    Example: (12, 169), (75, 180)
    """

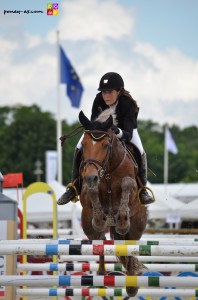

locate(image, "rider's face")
(102, 90), (120, 106)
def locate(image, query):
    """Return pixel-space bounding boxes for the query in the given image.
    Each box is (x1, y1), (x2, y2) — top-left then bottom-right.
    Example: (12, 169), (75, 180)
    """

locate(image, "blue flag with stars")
(60, 46), (83, 108)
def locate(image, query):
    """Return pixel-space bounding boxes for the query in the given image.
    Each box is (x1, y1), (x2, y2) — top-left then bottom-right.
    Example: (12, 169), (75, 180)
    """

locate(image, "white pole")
(16, 288), (198, 298)
(56, 31), (62, 184)
(163, 124), (168, 190)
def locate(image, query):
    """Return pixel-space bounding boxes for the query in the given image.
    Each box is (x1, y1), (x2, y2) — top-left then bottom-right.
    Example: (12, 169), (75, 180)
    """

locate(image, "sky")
(0, 0), (198, 129)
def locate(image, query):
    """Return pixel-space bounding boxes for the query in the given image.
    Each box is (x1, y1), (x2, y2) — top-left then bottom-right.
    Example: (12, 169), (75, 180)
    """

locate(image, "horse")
(78, 110), (148, 297)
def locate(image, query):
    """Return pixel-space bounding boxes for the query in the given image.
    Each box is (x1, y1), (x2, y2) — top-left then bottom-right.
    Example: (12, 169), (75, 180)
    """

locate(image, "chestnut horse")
(78, 111), (148, 297)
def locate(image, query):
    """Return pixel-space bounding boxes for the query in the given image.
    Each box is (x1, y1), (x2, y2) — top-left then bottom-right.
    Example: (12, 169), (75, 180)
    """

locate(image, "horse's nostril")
(93, 175), (98, 183)
(86, 175), (98, 186)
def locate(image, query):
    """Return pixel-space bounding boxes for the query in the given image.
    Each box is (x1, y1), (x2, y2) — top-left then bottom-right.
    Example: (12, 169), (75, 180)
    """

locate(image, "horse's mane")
(94, 102), (118, 126)
(79, 110), (114, 132)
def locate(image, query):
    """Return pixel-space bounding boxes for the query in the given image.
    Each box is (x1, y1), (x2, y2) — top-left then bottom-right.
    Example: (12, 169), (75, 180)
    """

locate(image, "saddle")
(125, 142), (142, 174)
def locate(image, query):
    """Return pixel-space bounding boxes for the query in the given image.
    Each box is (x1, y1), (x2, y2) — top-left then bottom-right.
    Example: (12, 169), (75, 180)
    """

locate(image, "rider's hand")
(111, 124), (120, 135)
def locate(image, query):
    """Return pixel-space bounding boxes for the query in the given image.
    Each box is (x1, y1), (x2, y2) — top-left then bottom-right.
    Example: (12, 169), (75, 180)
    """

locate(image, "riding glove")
(111, 124), (120, 134)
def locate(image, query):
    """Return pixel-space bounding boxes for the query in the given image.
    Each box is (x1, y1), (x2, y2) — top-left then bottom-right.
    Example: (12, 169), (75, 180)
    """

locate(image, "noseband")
(82, 130), (113, 178)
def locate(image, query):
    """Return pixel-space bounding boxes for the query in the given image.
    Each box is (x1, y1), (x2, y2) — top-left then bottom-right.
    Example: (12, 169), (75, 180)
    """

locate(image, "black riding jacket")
(91, 92), (139, 143)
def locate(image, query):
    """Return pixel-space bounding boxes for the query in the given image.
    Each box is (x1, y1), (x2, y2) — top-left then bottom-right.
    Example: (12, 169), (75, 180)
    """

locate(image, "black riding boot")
(57, 148), (80, 205)
(138, 152), (155, 205)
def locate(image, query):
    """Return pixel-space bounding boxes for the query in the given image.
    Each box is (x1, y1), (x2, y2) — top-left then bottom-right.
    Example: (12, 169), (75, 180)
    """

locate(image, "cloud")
(0, 28), (56, 107)
(133, 42), (198, 102)
(0, 36), (18, 60)
(26, 34), (42, 48)
(57, 0), (135, 42)
(61, 41), (198, 128)
(0, 0), (197, 128)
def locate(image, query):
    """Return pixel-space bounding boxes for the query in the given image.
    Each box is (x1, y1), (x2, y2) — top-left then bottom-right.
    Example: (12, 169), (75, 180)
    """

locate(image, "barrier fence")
(1, 275), (198, 287)
(16, 262), (198, 273)
(2, 238), (198, 245)
(1, 243), (198, 256)
(59, 254), (198, 262)
(16, 287), (198, 298)
(1, 239), (198, 300)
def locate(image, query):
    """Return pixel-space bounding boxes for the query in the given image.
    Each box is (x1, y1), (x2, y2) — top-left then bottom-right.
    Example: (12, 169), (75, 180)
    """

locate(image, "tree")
(0, 105), (197, 186)
(0, 105), (56, 186)
(61, 120), (83, 184)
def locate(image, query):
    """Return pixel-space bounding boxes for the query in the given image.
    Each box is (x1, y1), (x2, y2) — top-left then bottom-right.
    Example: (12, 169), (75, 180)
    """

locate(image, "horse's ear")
(95, 115), (113, 131)
(79, 110), (93, 130)
(103, 115), (113, 130)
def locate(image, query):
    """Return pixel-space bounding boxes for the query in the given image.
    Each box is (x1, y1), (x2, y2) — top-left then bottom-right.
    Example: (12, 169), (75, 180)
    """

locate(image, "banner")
(45, 151), (57, 183)
(60, 46), (84, 108)
(166, 128), (178, 154)
(2, 173), (23, 188)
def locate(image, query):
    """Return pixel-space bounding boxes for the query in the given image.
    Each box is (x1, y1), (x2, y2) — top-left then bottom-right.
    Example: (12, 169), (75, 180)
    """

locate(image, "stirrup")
(66, 183), (79, 203)
(138, 186), (155, 205)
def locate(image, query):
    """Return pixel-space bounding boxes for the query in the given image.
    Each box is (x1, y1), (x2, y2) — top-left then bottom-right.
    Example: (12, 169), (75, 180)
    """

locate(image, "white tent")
(151, 183), (198, 203)
(2, 181), (84, 237)
(177, 198), (198, 219)
(147, 184), (183, 220)
(2, 181), (198, 225)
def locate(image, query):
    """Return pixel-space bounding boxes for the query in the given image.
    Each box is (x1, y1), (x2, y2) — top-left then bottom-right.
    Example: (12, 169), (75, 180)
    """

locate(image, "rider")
(57, 72), (155, 206)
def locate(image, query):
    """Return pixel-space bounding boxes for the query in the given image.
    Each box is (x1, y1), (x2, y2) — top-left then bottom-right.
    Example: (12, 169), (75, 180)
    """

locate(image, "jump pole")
(16, 288), (198, 298)
(2, 238), (198, 246)
(17, 262), (198, 273)
(1, 244), (198, 256)
(1, 275), (198, 288)
(60, 254), (198, 263)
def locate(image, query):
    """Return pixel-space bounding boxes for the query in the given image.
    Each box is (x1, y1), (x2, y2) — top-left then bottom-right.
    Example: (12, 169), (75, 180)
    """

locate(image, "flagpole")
(164, 124), (169, 191)
(56, 30), (62, 184)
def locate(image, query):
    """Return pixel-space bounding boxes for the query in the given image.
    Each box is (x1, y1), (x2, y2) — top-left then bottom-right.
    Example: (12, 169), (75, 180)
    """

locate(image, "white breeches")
(76, 128), (144, 155)
(130, 128), (144, 155)
(76, 134), (84, 149)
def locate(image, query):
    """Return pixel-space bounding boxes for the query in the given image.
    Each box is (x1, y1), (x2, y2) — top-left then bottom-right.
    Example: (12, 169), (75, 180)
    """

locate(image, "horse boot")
(57, 148), (80, 205)
(138, 152), (155, 205)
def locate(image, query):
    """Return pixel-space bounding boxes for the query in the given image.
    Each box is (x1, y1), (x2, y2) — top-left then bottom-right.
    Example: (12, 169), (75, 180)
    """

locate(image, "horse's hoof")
(115, 225), (130, 235)
(92, 219), (107, 233)
(126, 286), (138, 297)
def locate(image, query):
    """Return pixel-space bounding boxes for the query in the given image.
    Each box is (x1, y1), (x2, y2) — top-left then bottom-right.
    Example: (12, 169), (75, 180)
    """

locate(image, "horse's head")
(79, 110), (114, 190)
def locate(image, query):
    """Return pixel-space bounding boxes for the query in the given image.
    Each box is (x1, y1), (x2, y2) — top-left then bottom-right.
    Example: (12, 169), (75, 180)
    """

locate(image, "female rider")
(57, 72), (154, 205)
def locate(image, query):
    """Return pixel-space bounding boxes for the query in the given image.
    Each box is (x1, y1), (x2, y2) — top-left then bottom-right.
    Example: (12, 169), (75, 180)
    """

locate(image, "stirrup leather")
(66, 182), (79, 203)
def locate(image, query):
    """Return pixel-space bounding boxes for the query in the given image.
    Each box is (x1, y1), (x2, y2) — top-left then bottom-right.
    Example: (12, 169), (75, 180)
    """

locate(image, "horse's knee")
(121, 177), (137, 201)
(121, 176), (136, 191)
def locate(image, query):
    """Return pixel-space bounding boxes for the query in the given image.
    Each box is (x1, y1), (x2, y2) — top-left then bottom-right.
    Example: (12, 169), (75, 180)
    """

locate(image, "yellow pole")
(22, 182), (58, 300)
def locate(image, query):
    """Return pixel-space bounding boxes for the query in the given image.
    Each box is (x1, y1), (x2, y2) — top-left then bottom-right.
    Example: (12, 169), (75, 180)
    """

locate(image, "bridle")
(82, 129), (128, 179)
(82, 129), (128, 206)
(82, 130), (113, 178)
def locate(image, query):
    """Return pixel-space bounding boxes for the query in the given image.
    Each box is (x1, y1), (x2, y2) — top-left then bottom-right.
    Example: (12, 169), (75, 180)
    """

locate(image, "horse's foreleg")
(115, 176), (137, 235)
(87, 189), (107, 232)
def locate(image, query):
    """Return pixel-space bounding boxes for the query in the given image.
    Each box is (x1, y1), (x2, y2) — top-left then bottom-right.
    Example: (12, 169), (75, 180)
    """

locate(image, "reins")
(60, 125), (84, 146)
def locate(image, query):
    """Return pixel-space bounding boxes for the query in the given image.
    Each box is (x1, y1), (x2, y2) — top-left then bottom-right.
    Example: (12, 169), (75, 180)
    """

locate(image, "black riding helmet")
(98, 72), (124, 91)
